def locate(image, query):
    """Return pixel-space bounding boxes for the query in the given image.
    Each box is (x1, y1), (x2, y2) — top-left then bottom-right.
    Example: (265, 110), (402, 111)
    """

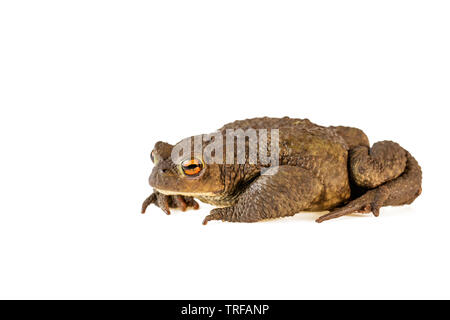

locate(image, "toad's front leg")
(203, 166), (323, 224)
(142, 189), (199, 215)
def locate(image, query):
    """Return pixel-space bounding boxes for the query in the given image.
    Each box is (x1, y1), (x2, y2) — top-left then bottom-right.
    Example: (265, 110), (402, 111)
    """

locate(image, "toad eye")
(150, 151), (159, 164)
(181, 158), (204, 176)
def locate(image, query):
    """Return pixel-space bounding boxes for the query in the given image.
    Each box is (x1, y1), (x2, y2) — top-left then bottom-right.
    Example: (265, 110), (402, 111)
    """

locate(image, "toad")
(142, 117), (422, 224)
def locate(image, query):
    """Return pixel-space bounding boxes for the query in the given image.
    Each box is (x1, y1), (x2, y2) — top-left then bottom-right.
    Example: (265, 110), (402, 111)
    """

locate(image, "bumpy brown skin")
(142, 117), (422, 224)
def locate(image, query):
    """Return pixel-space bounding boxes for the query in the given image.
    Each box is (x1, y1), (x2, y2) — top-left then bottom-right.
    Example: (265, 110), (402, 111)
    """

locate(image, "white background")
(0, 1), (449, 299)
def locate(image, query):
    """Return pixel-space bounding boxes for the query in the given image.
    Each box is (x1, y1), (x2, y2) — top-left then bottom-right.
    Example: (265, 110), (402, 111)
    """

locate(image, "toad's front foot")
(202, 208), (232, 225)
(203, 206), (252, 225)
(141, 190), (199, 215)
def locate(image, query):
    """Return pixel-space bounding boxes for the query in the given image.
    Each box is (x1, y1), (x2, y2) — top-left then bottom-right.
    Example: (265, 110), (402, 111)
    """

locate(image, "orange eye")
(181, 158), (204, 176)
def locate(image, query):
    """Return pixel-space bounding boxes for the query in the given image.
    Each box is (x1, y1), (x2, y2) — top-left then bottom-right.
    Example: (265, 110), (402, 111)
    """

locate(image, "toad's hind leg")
(317, 141), (422, 223)
(203, 166), (323, 224)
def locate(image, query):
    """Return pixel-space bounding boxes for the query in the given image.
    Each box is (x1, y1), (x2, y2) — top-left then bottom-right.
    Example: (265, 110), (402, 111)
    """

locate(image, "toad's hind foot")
(316, 149), (422, 223)
(316, 187), (388, 223)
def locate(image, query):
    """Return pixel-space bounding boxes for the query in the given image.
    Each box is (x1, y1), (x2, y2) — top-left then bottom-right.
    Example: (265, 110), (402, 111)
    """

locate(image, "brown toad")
(142, 117), (422, 223)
